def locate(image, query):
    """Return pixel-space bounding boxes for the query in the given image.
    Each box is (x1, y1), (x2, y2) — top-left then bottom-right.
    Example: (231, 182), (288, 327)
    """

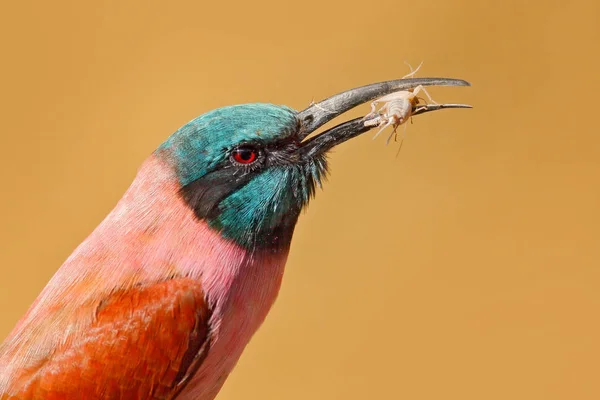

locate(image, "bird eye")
(231, 146), (259, 165)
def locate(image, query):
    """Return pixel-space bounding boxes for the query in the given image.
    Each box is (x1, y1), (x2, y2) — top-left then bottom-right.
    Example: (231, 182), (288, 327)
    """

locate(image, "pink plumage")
(0, 155), (289, 399)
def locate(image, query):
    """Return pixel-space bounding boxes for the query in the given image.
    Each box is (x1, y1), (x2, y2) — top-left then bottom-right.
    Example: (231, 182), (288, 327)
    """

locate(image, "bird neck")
(93, 154), (295, 276)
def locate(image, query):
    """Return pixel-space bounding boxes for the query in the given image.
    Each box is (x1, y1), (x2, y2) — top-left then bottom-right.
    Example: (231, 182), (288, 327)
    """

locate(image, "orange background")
(1, 1), (599, 399)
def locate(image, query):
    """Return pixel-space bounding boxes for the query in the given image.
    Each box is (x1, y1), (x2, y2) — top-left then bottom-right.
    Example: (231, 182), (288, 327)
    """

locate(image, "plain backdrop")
(1, 1), (599, 399)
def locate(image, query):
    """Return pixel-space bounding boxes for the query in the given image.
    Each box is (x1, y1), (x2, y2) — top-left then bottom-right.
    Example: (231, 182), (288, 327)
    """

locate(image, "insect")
(364, 62), (438, 148)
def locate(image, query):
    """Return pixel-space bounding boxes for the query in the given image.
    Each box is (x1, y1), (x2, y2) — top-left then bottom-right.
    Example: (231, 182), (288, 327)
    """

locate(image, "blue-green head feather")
(157, 103), (328, 250)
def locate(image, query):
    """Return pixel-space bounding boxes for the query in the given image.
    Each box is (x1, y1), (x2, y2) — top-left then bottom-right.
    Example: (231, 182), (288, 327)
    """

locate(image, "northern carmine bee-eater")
(0, 77), (470, 399)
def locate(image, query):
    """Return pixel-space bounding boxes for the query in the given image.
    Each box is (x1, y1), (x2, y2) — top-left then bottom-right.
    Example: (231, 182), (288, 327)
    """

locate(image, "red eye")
(231, 146), (258, 165)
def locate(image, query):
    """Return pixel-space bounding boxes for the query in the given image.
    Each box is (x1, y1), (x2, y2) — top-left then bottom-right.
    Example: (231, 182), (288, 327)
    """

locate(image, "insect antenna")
(401, 61), (424, 79)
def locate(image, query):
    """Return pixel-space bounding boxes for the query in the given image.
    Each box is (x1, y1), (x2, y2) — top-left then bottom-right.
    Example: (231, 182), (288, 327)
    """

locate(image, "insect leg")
(412, 85), (439, 105)
(372, 118), (394, 140)
(364, 115), (382, 127)
(364, 101), (380, 120)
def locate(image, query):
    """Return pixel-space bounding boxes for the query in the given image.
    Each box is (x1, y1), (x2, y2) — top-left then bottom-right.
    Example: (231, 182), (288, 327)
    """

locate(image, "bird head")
(156, 78), (470, 251)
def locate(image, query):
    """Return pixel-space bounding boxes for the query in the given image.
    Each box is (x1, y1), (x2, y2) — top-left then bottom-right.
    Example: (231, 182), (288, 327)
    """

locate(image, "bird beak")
(298, 77), (472, 158)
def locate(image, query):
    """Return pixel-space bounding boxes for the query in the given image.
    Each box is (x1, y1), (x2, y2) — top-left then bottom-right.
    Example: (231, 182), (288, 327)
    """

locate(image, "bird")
(0, 77), (470, 399)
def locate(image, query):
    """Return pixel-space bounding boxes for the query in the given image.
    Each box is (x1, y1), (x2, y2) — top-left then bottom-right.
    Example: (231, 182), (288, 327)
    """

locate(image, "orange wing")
(5, 278), (211, 400)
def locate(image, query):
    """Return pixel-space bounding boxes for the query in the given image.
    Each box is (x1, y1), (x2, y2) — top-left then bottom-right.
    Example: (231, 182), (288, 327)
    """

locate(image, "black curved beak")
(298, 77), (472, 158)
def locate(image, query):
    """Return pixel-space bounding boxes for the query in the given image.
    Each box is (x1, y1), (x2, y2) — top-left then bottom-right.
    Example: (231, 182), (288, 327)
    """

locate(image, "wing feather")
(3, 277), (210, 400)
